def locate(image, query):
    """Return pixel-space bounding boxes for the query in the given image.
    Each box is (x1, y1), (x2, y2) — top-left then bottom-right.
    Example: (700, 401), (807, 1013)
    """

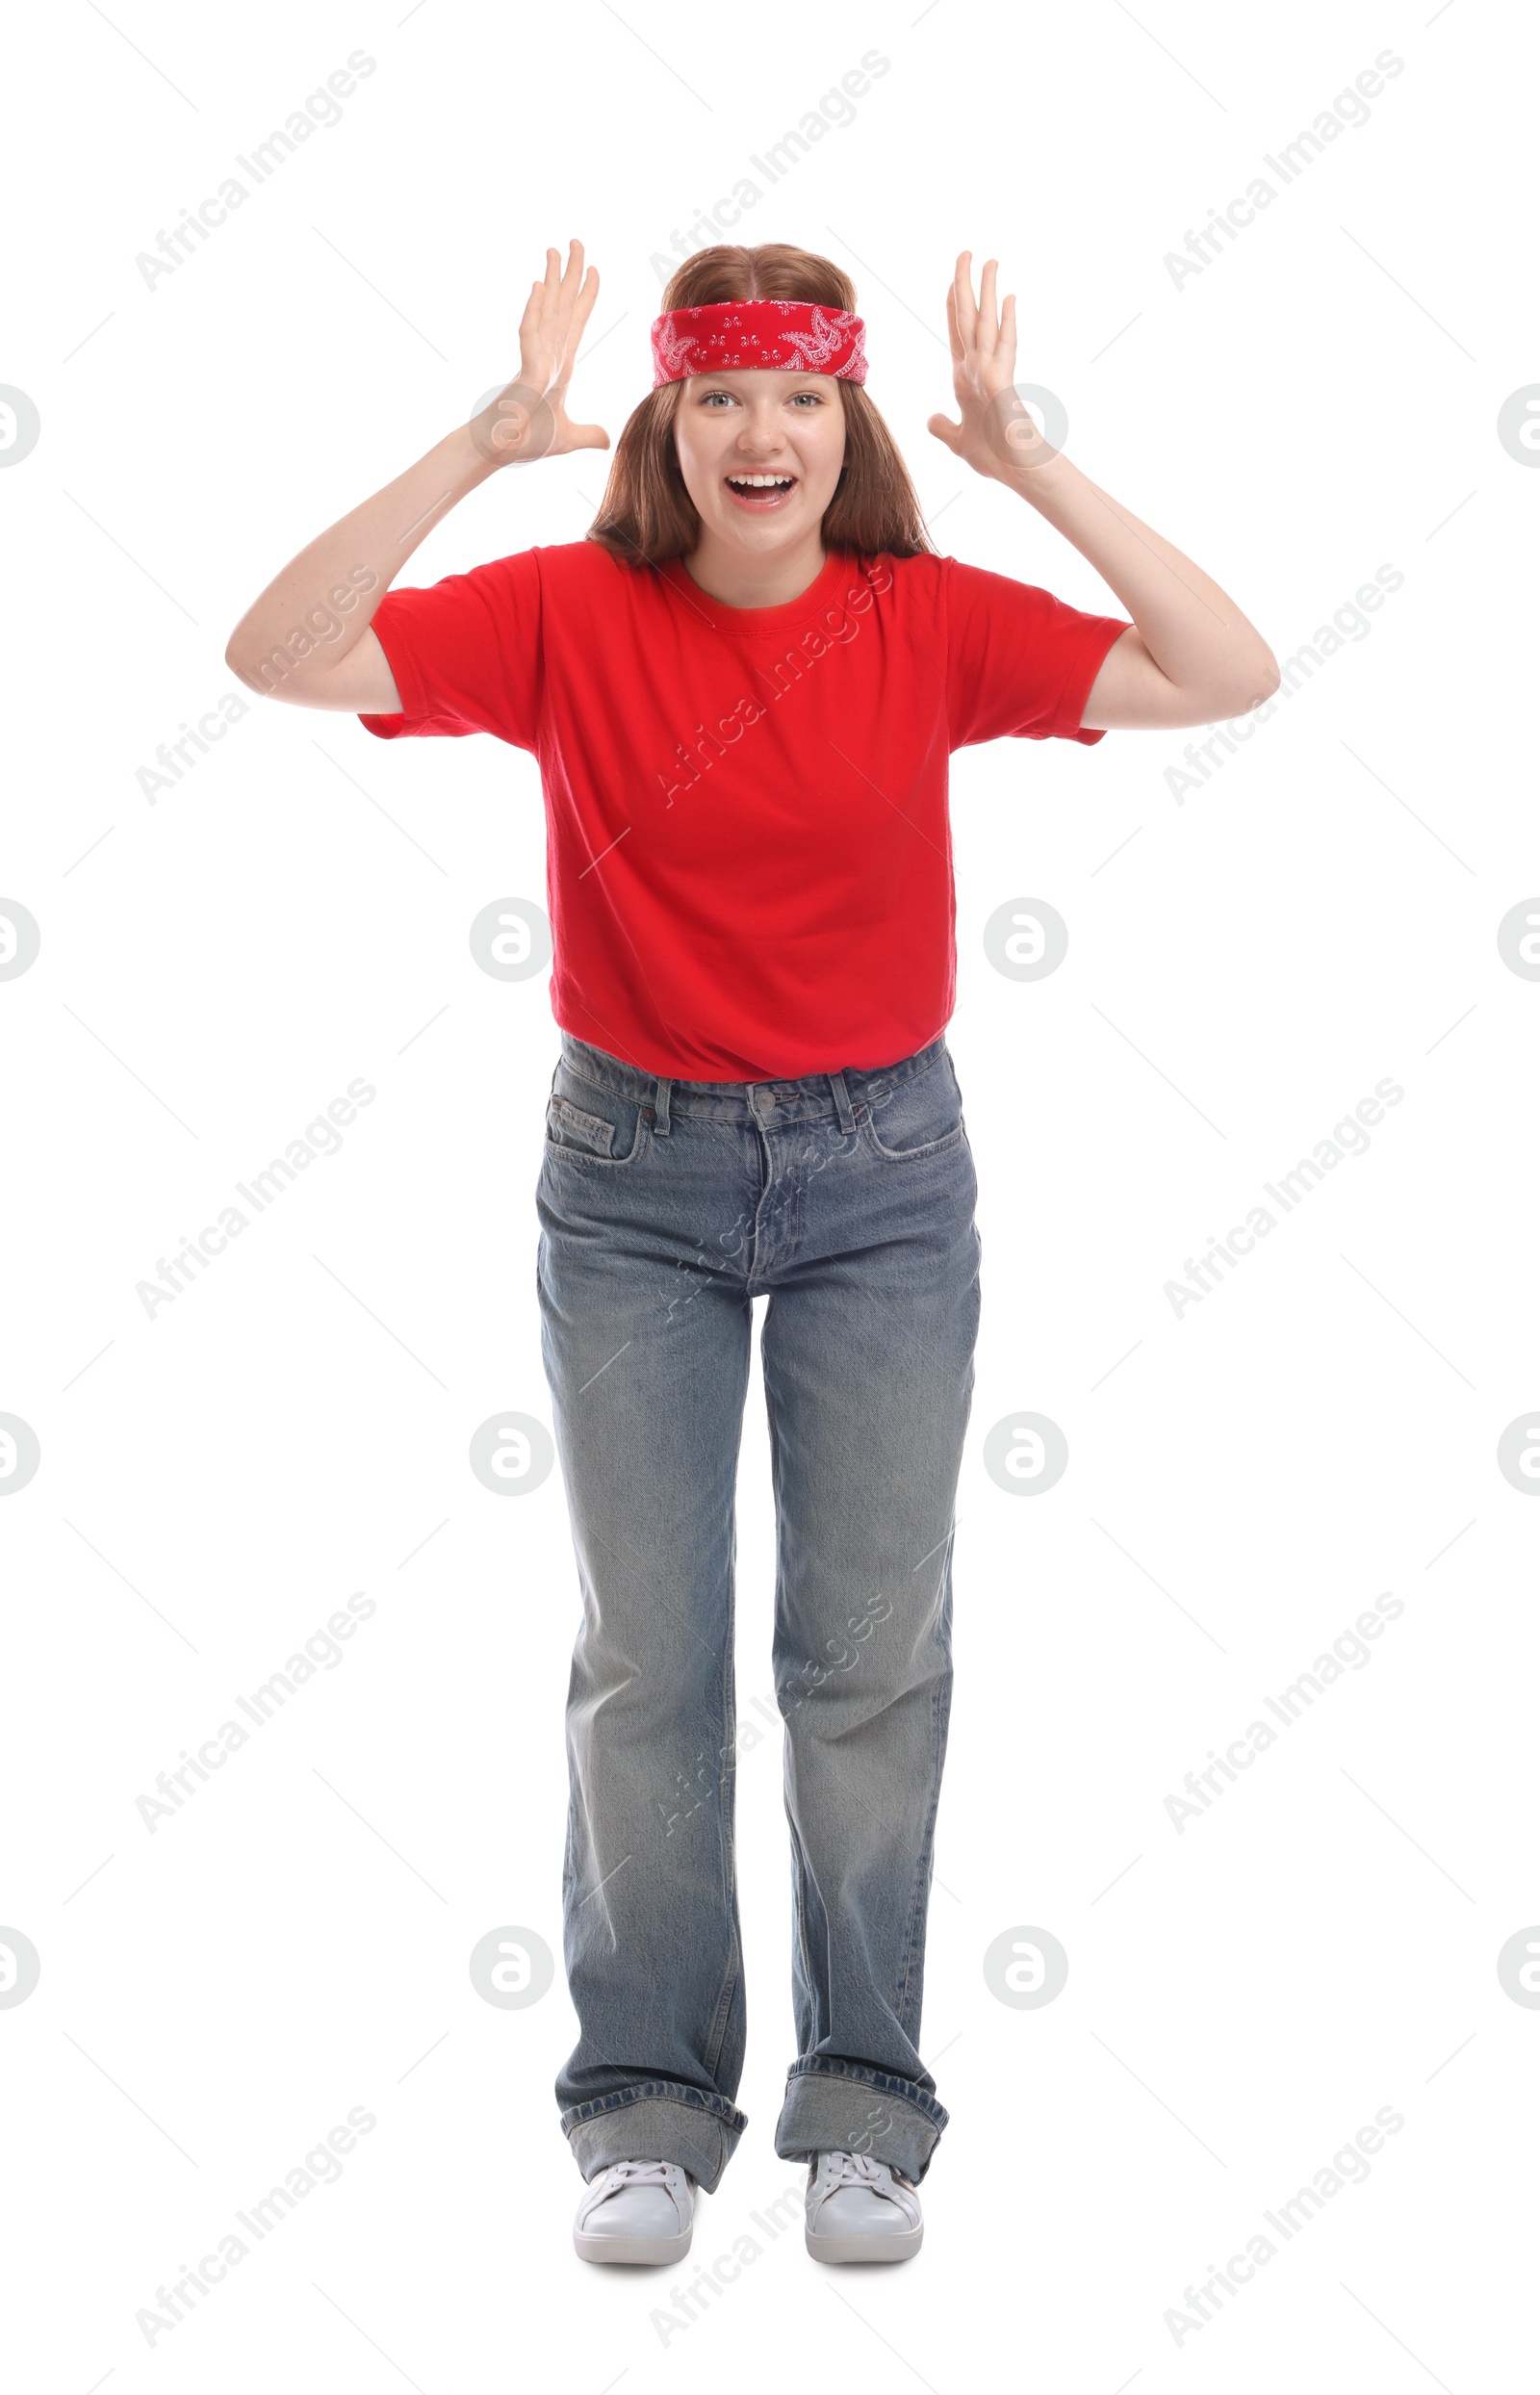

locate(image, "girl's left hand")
(928, 251), (1054, 481)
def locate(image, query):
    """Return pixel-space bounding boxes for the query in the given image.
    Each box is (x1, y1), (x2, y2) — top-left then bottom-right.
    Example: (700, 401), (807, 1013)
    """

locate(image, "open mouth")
(725, 473), (798, 510)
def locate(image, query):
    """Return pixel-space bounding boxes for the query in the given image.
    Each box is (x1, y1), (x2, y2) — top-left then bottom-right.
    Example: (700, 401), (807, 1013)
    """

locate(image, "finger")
(998, 291), (1017, 379)
(926, 412), (962, 452)
(977, 258), (1000, 359)
(943, 284), (964, 364)
(952, 250), (977, 351)
(569, 422), (610, 451)
(555, 239), (587, 337)
(551, 273), (602, 394)
(524, 255), (550, 364)
(537, 245), (561, 348)
(518, 274), (545, 350)
(567, 264), (602, 352)
(952, 251), (977, 350)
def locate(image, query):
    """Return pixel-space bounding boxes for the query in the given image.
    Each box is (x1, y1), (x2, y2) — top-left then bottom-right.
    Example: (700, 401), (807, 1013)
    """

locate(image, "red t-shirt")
(360, 540), (1127, 1080)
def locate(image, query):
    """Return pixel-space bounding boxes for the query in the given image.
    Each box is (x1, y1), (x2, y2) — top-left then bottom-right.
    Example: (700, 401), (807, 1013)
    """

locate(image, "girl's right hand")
(471, 242), (610, 466)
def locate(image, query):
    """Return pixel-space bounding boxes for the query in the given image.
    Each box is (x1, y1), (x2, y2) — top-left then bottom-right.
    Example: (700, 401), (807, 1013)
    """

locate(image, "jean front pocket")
(542, 1074), (648, 1169)
(856, 1049), (966, 1163)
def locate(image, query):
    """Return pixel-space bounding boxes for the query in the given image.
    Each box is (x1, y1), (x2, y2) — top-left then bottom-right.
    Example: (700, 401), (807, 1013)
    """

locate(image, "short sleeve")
(942, 556), (1130, 749)
(358, 548), (545, 748)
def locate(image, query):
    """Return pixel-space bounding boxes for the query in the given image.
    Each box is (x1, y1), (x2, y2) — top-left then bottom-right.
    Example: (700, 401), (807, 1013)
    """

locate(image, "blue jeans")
(536, 1030), (981, 2192)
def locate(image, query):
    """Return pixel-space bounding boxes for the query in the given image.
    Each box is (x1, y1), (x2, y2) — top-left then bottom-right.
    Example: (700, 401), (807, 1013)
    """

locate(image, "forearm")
(223, 424), (498, 695)
(1005, 450), (1278, 713)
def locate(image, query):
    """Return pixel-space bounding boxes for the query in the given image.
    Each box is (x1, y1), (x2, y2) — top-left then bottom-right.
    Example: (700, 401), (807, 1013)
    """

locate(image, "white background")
(3, 1), (1536, 2387)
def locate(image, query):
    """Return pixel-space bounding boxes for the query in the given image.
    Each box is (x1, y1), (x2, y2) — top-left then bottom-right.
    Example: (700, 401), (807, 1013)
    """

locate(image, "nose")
(735, 411), (787, 457)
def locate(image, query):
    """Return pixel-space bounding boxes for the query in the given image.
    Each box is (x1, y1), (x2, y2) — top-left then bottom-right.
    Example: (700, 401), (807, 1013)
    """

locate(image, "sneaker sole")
(805, 2223), (923, 2264)
(574, 2225), (694, 2265)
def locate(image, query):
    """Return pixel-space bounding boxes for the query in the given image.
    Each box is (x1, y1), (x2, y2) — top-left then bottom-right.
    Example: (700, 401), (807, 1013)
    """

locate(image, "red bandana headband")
(650, 299), (868, 388)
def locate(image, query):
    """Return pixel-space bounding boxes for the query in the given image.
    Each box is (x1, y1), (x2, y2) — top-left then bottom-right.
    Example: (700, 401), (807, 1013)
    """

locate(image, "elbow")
(1251, 647), (1282, 703)
(223, 632), (269, 698)
(1203, 645), (1280, 720)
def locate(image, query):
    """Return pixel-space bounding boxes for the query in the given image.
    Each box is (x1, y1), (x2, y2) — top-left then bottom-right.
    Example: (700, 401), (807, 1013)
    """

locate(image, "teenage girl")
(226, 239), (1277, 2268)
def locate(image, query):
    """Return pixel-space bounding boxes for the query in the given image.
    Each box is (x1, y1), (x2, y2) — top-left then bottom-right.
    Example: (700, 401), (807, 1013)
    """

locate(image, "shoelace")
(823, 2150), (891, 2195)
(603, 2160), (677, 2190)
(587, 2158), (686, 2223)
(815, 2150), (916, 2217)
(584, 2165), (684, 2231)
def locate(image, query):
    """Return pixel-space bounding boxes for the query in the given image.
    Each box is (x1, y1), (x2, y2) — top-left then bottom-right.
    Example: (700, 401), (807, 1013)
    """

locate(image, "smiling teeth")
(728, 474), (793, 487)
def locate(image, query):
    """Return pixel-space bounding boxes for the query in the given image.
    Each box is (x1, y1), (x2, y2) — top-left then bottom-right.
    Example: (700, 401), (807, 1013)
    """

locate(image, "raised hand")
(927, 250), (1054, 482)
(472, 242), (610, 466)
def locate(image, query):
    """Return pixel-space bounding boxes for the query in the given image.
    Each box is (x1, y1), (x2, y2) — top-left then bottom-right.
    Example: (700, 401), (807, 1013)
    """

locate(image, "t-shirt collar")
(656, 546), (858, 636)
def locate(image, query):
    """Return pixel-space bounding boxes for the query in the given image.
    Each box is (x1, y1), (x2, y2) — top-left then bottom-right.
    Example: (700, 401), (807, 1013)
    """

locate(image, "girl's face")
(673, 370), (847, 555)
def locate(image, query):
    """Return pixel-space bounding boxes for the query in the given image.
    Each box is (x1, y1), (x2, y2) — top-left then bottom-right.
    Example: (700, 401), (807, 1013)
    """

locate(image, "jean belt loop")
(828, 1069), (857, 1133)
(653, 1074), (673, 1136)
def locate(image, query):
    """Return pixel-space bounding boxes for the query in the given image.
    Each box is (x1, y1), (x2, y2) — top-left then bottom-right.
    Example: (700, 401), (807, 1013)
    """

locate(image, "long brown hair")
(587, 244), (934, 567)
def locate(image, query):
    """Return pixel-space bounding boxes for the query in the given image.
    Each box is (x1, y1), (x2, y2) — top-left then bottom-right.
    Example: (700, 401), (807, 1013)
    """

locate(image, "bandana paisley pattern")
(650, 300), (868, 387)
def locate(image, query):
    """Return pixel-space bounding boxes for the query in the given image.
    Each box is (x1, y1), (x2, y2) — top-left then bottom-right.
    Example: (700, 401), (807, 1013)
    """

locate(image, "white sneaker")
(804, 2150), (923, 2263)
(573, 2159), (696, 2264)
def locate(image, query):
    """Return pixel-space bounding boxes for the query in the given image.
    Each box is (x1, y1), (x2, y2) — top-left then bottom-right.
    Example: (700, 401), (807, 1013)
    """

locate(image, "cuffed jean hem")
(772, 2060), (950, 2183)
(561, 2085), (749, 2193)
